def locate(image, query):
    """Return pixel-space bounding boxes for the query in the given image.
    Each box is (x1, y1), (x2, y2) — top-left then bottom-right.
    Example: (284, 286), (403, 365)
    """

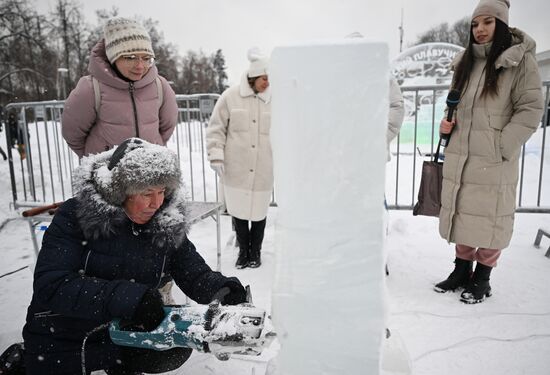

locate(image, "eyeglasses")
(120, 55), (155, 67)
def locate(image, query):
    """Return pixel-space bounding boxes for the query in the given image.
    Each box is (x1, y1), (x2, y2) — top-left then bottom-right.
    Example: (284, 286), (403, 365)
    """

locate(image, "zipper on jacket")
(154, 254), (168, 289)
(447, 66), (486, 240)
(34, 310), (60, 318)
(129, 82), (140, 138)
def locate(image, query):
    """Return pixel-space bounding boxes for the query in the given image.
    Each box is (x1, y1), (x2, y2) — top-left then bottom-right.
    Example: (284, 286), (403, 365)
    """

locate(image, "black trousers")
(233, 217), (266, 252)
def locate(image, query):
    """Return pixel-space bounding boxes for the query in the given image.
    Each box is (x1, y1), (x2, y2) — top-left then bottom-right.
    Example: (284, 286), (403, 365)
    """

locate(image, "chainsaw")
(109, 292), (275, 360)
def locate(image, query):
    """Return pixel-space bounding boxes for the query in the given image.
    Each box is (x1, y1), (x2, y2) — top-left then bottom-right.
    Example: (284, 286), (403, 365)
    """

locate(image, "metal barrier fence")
(4, 83), (550, 213)
(172, 94), (220, 202)
(4, 94), (222, 210)
(4, 100), (71, 209)
(388, 82), (549, 213)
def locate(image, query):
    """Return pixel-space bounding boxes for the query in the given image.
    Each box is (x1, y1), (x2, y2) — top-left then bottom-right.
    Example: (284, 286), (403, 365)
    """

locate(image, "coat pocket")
(229, 109), (249, 132)
(33, 315), (96, 341)
(488, 114), (507, 162)
(260, 112), (271, 135)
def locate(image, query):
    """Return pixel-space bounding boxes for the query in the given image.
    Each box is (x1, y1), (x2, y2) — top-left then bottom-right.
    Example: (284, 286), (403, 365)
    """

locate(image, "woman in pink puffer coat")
(62, 17), (177, 158)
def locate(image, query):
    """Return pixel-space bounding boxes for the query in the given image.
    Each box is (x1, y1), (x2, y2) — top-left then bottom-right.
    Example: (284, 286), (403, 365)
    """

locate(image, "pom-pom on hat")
(472, 0), (510, 25)
(103, 17), (155, 64)
(94, 138), (181, 206)
(247, 47), (269, 78)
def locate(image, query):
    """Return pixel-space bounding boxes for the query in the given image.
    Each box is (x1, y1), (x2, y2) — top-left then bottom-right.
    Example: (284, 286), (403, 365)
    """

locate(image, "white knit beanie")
(472, 0), (510, 25)
(103, 18), (155, 64)
(247, 47), (269, 78)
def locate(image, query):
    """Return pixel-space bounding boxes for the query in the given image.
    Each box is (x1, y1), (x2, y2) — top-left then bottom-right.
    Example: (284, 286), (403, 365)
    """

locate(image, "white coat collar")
(239, 72), (271, 104)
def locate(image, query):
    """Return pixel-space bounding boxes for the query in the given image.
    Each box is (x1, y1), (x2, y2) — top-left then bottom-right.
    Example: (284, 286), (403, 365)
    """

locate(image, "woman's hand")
(127, 289), (165, 332)
(440, 118), (456, 135)
(211, 281), (247, 305)
(210, 160), (224, 176)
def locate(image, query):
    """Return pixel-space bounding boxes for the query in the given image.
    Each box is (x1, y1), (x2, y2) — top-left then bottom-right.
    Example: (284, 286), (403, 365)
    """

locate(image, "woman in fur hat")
(435, 0), (543, 303)
(206, 48), (273, 269)
(61, 17), (178, 159)
(10, 138), (247, 374)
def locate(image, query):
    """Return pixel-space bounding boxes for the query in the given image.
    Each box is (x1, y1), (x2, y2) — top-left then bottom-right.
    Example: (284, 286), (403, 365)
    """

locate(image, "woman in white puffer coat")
(206, 48), (273, 269)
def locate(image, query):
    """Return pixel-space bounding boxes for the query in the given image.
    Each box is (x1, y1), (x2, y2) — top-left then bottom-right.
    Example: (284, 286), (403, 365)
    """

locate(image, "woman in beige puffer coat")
(434, 0), (543, 304)
(206, 48), (273, 269)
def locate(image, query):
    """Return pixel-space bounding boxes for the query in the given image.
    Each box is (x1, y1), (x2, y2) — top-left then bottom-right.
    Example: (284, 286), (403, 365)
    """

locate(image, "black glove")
(212, 281), (247, 305)
(130, 289), (165, 331)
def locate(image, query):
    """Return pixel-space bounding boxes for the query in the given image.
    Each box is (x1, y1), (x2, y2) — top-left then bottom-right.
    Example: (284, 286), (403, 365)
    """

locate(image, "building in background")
(391, 43), (464, 118)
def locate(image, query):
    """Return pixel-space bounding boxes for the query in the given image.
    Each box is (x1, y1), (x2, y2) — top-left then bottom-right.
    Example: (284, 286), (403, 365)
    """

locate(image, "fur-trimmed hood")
(72, 148), (190, 249)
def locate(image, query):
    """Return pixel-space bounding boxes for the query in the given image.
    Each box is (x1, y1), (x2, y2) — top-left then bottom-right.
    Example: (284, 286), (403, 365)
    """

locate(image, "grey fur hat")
(93, 138), (181, 206)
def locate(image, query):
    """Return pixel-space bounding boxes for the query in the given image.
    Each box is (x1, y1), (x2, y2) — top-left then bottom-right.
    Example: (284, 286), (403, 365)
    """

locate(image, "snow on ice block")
(270, 40), (388, 374)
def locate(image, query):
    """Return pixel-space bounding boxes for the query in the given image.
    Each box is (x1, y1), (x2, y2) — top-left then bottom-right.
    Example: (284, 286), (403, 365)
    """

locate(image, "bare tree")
(414, 16), (470, 47)
(212, 49), (228, 93)
(141, 18), (179, 87)
(0, 0), (57, 104)
(178, 50), (219, 94)
(0, 1), (229, 104)
(453, 17), (471, 47)
(51, 0), (91, 90)
(87, 7), (119, 49)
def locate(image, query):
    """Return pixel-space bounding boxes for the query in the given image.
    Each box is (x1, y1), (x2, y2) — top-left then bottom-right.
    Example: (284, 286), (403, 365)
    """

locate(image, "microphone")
(441, 89), (461, 147)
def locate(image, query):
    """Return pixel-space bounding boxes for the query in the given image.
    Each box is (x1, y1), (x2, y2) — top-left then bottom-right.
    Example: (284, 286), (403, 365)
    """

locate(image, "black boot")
(0, 342), (25, 374)
(233, 217), (250, 269)
(235, 247), (249, 269)
(460, 263), (492, 304)
(434, 258), (473, 293)
(231, 217), (240, 248)
(248, 218), (266, 268)
(248, 247), (261, 268)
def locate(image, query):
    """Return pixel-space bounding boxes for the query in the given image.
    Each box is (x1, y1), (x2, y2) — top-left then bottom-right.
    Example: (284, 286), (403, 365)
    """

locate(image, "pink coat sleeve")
(61, 76), (97, 158)
(158, 77), (178, 144)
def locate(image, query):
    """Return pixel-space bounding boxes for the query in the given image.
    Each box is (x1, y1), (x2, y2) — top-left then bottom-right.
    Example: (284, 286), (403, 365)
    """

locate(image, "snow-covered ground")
(0, 130), (549, 374)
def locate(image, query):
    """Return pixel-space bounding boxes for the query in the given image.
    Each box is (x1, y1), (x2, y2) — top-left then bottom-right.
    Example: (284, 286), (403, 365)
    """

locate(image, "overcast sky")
(37, 0), (550, 85)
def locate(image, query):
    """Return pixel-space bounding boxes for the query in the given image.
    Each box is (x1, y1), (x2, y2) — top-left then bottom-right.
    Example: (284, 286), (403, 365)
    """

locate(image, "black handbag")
(413, 140), (444, 217)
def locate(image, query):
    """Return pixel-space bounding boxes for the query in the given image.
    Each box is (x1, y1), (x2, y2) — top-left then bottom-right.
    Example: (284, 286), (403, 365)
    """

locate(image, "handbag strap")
(433, 138), (442, 163)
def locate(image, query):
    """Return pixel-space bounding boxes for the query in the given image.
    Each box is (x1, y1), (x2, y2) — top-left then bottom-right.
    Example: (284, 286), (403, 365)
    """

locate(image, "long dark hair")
(452, 18), (512, 98)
